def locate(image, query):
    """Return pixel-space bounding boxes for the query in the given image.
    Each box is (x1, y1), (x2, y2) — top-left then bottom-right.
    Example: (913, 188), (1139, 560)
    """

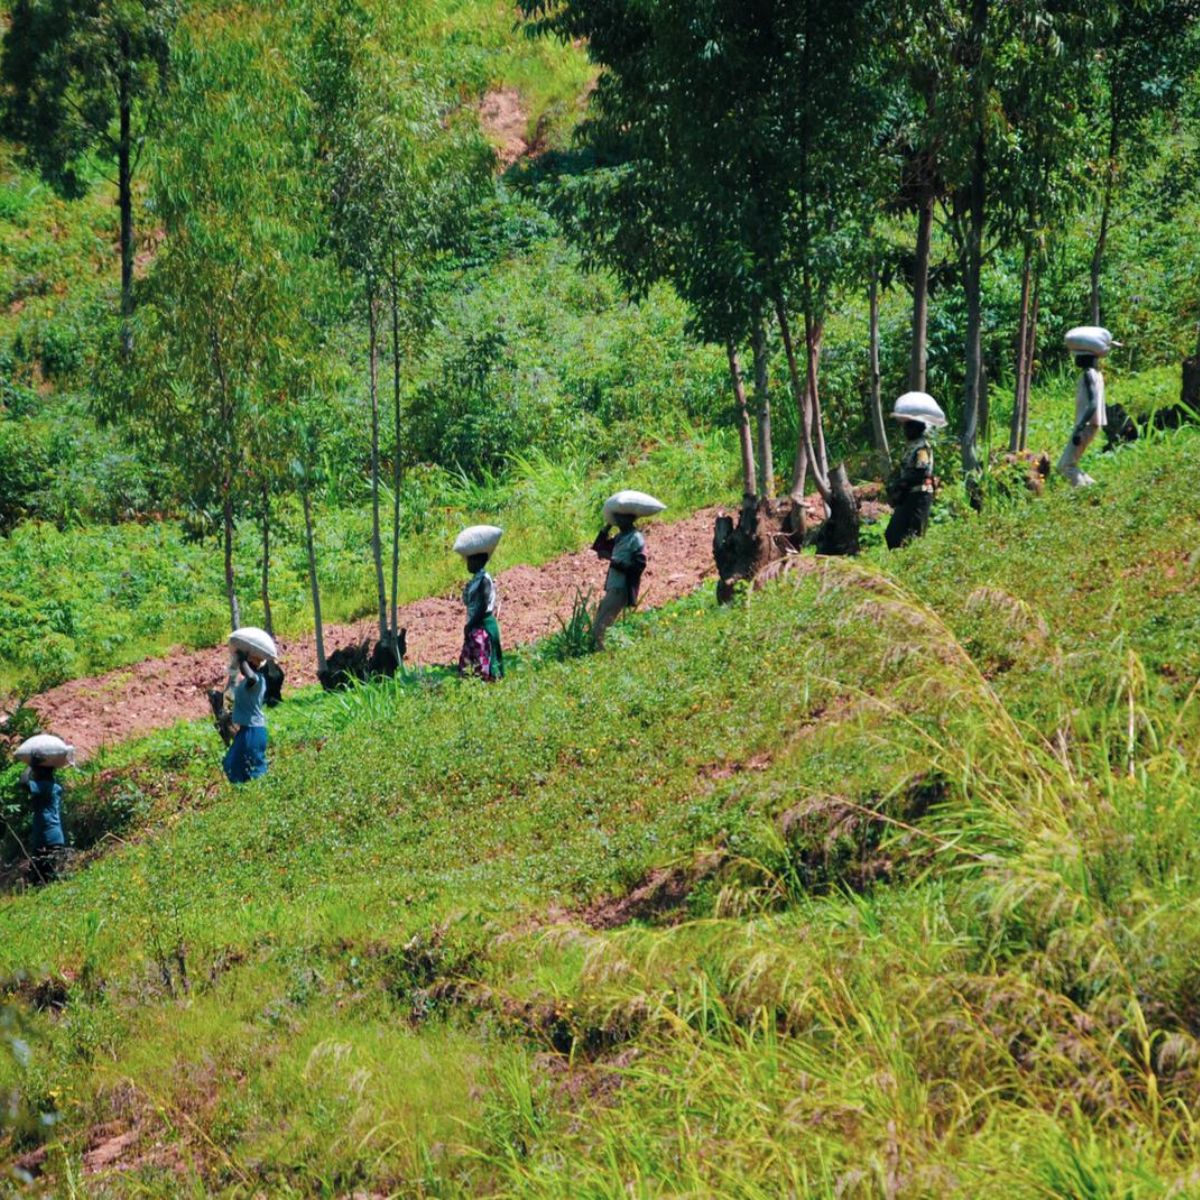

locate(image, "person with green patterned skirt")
(454, 525), (504, 681)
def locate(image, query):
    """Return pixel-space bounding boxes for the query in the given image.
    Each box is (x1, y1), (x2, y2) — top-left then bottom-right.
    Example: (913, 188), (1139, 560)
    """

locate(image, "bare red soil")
(27, 509), (726, 759)
(479, 88), (532, 167)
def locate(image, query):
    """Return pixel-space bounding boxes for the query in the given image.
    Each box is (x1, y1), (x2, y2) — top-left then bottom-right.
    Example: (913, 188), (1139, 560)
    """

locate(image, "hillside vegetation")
(4, 0), (1200, 1191)
(0, 427), (1199, 1193)
(4, 0), (1200, 702)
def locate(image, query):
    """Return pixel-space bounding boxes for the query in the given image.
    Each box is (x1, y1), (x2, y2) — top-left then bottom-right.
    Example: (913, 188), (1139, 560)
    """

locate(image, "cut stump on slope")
(813, 465), (861, 557)
(712, 498), (802, 603)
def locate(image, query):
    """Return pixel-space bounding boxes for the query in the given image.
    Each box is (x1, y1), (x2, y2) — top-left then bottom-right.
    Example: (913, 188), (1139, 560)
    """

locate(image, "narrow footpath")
(28, 509), (724, 758)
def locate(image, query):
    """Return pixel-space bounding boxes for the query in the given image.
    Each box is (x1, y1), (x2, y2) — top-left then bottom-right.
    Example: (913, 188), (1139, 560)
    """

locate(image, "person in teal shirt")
(222, 650), (269, 783)
(24, 758), (67, 882)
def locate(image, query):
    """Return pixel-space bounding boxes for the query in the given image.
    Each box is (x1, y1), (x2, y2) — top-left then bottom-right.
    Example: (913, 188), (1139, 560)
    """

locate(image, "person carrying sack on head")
(885, 391), (946, 550)
(454, 526), (504, 681)
(1058, 326), (1117, 487)
(220, 627), (277, 784)
(13, 734), (74, 883)
(592, 490), (664, 648)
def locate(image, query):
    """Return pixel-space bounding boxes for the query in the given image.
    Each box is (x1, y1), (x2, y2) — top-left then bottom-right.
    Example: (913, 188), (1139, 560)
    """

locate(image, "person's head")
(1075, 353), (1097, 370)
(29, 755), (55, 782)
(901, 419), (927, 441)
(466, 551), (490, 574)
(247, 652), (267, 671)
(614, 512), (637, 533)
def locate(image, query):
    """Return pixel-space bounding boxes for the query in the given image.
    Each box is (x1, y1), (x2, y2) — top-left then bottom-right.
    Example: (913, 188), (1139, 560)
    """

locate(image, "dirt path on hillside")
(24, 509), (732, 759)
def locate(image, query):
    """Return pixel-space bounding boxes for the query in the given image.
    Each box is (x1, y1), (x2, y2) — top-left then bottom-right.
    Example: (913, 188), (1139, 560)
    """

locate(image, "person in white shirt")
(1058, 353), (1107, 486)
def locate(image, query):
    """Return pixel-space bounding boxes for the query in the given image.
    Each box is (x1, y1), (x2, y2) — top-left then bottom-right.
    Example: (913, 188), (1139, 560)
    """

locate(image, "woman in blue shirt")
(222, 650), (270, 784)
(24, 758), (67, 882)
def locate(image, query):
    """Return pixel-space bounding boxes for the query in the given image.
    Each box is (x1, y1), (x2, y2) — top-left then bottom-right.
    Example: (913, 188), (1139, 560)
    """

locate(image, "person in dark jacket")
(885, 391), (946, 550)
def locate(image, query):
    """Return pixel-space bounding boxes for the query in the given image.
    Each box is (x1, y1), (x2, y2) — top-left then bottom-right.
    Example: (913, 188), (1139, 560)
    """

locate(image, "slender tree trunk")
(778, 299), (827, 505)
(794, 22), (831, 506)
(800, 269), (832, 506)
(868, 265), (890, 473)
(776, 299), (809, 503)
(809, 316), (829, 484)
(389, 266), (402, 653)
(777, 299), (832, 504)
(302, 483), (326, 675)
(210, 325), (239, 630)
(961, 0), (988, 481)
(961, 149), (986, 476)
(751, 309), (775, 501)
(223, 487), (240, 632)
(776, 291), (823, 503)
(1090, 83), (1121, 326)
(117, 60), (134, 355)
(1010, 239), (1033, 452)
(1020, 273), (1040, 451)
(367, 286), (387, 642)
(910, 194), (934, 391)
(259, 477), (273, 636)
(725, 341), (758, 500)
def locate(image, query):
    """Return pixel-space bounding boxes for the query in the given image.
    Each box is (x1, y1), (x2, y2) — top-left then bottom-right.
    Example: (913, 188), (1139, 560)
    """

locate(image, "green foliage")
(537, 587), (596, 661)
(0, 0), (174, 200)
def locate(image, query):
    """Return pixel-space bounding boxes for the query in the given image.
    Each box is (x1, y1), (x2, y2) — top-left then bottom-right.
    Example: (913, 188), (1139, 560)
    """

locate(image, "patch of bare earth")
(479, 87), (532, 167)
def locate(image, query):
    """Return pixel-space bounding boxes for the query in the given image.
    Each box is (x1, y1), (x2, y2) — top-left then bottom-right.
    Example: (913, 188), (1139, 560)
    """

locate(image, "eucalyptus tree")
(107, 20), (321, 630)
(890, 1), (1042, 476)
(519, 0), (768, 502)
(1085, 0), (1200, 325)
(886, 1), (971, 396)
(989, 5), (1097, 451)
(1, 0), (176, 347)
(522, 0), (889, 522)
(769, 0), (893, 508)
(305, 1), (490, 655)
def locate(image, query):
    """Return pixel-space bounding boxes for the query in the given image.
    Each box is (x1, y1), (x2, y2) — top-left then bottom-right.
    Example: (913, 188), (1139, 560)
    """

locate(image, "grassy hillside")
(1, 424), (1200, 1193)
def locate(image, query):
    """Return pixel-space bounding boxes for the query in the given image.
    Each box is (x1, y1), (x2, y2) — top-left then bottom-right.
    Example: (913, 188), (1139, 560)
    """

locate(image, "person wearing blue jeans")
(222, 650), (269, 784)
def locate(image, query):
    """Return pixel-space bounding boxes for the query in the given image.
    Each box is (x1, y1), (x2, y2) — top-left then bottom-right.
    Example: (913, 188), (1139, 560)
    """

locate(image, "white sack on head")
(453, 525), (503, 557)
(890, 391), (947, 428)
(603, 490), (666, 521)
(15, 734), (75, 767)
(229, 626), (278, 661)
(1065, 326), (1119, 357)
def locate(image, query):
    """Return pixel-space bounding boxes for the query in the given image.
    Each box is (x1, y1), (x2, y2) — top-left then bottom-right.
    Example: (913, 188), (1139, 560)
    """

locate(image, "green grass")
(2, 425), (1200, 1193)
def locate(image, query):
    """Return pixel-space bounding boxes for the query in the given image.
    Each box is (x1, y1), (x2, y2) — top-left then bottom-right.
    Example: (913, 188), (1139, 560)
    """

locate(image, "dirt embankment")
(26, 509), (724, 758)
(479, 88), (534, 167)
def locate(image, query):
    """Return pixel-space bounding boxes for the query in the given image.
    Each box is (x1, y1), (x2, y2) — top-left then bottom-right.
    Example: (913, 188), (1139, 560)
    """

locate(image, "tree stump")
(1183, 355), (1200, 412)
(813, 464), (860, 556)
(712, 497), (795, 603)
(318, 630), (406, 691)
